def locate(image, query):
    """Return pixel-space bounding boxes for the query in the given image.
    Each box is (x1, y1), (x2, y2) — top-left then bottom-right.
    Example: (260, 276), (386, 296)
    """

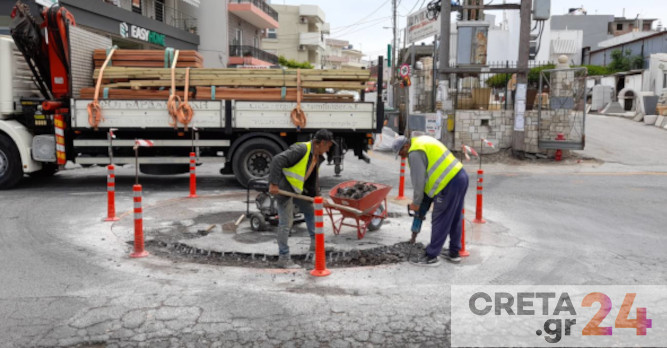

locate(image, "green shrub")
(278, 56), (314, 69)
(485, 73), (511, 88)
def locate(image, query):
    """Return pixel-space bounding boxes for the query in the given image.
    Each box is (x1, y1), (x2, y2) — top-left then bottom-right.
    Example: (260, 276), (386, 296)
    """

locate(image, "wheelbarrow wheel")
(367, 204), (385, 232)
(249, 212), (268, 231)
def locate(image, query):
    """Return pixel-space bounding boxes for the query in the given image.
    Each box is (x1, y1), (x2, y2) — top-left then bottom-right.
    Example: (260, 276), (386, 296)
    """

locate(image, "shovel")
(277, 189), (363, 215)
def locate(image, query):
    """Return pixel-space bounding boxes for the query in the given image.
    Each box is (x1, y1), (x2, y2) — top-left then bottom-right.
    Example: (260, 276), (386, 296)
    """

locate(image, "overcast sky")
(271, 0), (667, 60)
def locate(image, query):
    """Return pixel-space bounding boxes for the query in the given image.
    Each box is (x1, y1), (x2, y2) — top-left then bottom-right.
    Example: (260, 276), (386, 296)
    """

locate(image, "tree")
(485, 73), (511, 88)
(278, 56), (314, 69)
(608, 49), (644, 72)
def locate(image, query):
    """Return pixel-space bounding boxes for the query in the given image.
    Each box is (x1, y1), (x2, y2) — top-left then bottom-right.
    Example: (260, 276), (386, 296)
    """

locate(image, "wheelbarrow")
(326, 181), (392, 239)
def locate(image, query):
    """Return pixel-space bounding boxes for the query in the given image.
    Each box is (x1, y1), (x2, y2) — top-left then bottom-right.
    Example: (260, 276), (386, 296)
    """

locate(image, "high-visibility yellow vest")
(408, 136), (462, 198)
(283, 142), (311, 194)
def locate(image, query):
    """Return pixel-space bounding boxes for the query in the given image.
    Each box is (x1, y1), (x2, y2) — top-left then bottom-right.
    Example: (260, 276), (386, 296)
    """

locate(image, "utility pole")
(437, 0), (452, 80)
(392, 0), (397, 108)
(512, 0), (532, 156)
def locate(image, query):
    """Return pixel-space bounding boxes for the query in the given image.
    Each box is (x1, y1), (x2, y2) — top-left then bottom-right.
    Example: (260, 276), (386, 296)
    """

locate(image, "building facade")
(261, 4), (329, 68)
(58, 0), (199, 49)
(226, 0), (279, 68)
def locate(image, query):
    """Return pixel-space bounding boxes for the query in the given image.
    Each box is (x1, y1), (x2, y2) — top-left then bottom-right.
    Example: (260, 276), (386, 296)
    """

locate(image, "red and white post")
(188, 152), (198, 198)
(130, 184), (149, 258)
(54, 113), (66, 165)
(310, 196), (331, 277)
(460, 209), (470, 257)
(395, 157), (407, 200)
(473, 169), (486, 224)
(104, 164), (119, 221)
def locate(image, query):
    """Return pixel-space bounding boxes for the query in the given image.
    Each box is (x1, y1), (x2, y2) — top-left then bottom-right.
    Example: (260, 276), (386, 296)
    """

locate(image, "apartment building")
(10, 0), (202, 49)
(261, 4), (330, 68)
(226, 0), (279, 68)
(341, 46), (364, 69)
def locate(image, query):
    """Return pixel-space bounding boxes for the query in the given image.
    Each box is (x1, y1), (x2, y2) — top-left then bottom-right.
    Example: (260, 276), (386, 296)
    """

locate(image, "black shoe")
(410, 254), (440, 266)
(443, 253), (461, 263)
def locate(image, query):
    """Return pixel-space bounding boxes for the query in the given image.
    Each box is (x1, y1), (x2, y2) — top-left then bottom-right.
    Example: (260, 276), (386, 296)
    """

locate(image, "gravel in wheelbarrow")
(327, 181), (392, 239)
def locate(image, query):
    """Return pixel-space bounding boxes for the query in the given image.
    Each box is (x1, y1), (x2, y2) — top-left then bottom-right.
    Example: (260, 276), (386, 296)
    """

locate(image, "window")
(616, 23), (623, 31)
(132, 0), (142, 14)
(267, 29), (277, 39)
(155, 0), (164, 22)
(663, 73), (667, 88)
(254, 36), (259, 48)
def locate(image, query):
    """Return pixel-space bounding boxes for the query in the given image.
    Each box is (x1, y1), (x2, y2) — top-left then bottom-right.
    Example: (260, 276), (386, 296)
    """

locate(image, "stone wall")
(453, 109), (555, 155)
(454, 110), (514, 154)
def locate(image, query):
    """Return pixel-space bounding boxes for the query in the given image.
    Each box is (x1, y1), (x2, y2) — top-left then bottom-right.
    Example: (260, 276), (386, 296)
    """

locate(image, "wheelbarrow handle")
(277, 189), (363, 215)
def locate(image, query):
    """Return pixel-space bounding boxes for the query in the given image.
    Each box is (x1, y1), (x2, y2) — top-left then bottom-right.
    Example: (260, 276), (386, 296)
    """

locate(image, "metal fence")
(447, 61), (552, 111)
(537, 67), (587, 150)
(229, 45), (279, 65)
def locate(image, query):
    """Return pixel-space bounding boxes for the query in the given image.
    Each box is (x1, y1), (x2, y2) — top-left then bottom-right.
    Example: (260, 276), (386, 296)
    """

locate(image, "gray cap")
(392, 136), (410, 158)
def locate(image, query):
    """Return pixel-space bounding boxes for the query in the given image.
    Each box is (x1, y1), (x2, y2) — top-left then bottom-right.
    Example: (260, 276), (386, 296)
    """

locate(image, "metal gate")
(537, 67), (587, 150)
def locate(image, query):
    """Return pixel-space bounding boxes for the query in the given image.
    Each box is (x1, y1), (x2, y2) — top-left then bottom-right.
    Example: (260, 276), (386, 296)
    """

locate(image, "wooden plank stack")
(93, 49), (204, 68)
(85, 49), (370, 103)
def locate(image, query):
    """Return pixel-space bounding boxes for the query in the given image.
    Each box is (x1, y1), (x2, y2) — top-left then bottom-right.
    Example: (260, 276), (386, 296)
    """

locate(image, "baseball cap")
(313, 129), (339, 147)
(392, 136), (410, 158)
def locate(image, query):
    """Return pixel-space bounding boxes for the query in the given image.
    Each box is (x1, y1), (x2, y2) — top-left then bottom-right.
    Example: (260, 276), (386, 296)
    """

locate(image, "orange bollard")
(310, 196), (331, 277)
(188, 152), (198, 198)
(395, 157), (408, 200)
(130, 184), (149, 258)
(104, 164), (120, 221)
(473, 169), (486, 224)
(460, 209), (470, 257)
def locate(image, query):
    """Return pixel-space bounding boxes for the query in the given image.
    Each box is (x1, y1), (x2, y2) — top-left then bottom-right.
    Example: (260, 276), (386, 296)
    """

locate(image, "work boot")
(443, 252), (462, 263)
(276, 254), (301, 269)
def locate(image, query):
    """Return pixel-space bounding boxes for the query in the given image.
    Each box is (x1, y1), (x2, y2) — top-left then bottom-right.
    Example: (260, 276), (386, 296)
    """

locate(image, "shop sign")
(120, 22), (165, 46)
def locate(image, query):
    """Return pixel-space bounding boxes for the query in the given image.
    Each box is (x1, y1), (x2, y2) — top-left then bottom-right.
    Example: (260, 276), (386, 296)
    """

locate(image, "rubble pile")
(334, 182), (378, 200)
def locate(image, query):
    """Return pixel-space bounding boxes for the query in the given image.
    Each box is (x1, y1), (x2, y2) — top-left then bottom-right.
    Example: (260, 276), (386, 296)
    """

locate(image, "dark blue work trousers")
(426, 169), (469, 258)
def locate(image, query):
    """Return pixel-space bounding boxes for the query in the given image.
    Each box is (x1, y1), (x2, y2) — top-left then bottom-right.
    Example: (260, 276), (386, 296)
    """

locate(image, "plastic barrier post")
(473, 169), (486, 224)
(130, 184), (149, 258)
(104, 164), (120, 221)
(395, 157), (408, 200)
(188, 152), (198, 198)
(310, 196), (331, 277)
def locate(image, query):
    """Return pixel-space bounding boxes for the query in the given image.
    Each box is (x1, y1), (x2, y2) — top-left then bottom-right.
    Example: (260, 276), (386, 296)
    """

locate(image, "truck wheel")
(0, 134), (23, 189)
(233, 139), (282, 188)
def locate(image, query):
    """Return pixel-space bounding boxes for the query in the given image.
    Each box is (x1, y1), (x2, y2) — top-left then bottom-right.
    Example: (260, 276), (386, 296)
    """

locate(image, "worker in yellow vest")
(269, 129), (336, 269)
(393, 135), (469, 265)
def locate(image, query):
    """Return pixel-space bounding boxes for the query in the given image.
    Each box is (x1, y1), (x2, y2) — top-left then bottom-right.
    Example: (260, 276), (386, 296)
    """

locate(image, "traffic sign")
(399, 64), (411, 77)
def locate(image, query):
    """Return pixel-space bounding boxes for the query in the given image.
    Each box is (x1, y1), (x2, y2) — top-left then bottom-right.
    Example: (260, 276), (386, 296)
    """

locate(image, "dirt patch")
(144, 239), (425, 269)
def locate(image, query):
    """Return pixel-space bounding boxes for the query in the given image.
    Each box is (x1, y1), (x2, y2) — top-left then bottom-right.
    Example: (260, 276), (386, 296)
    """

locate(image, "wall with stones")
(454, 110), (514, 154)
(453, 109), (556, 155)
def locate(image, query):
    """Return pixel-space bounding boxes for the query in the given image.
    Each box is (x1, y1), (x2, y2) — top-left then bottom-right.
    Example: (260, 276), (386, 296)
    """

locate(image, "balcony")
(299, 5), (325, 24)
(299, 32), (325, 50)
(228, 0), (279, 29)
(325, 55), (349, 63)
(229, 45), (279, 66)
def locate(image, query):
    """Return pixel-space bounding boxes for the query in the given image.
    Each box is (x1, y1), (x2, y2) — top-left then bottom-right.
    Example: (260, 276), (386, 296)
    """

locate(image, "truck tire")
(0, 134), (23, 189)
(233, 138), (282, 188)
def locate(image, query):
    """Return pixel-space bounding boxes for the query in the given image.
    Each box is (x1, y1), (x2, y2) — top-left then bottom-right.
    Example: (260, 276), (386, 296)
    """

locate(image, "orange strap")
(167, 50), (182, 128)
(88, 47), (116, 130)
(166, 50), (194, 130)
(176, 68), (194, 130)
(290, 69), (306, 130)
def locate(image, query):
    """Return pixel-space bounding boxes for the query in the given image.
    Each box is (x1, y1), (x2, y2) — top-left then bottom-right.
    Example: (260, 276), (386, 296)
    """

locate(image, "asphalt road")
(0, 114), (666, 347)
